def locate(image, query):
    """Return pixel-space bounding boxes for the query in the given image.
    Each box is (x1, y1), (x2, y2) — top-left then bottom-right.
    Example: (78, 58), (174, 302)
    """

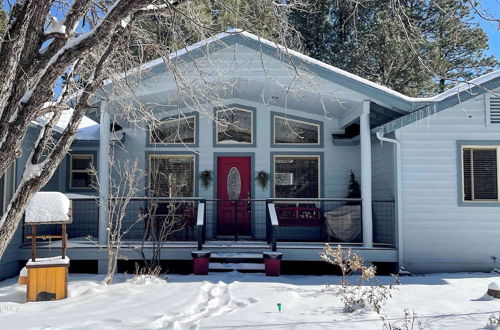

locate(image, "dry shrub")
(381, 309), (424, 330)
(487, 313), (500, 329)
(320, 244), (397, 313)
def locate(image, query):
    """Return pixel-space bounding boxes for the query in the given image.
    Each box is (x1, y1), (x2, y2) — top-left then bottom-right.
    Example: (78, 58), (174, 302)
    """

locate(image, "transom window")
(274, 116), (320, 145)
(70, 154), (94, 189)
(274, 156), (320, 198)
(149, 155), (195, 197)
(462, 146), (499, 201)
(216, 108), (253, 144)
(150, 115), (196, 145)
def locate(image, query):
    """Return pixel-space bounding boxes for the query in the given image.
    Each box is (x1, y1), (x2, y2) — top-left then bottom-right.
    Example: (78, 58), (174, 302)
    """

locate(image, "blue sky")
(477, 0), (500, 60)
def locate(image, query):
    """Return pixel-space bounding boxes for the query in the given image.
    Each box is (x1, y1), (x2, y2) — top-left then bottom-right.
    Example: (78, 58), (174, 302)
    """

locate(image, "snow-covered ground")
(0, 272), (499, 329)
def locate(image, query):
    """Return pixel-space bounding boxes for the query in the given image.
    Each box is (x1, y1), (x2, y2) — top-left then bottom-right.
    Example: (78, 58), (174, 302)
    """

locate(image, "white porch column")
(360, 100), (373, 248)
(98, 101), (110, 246)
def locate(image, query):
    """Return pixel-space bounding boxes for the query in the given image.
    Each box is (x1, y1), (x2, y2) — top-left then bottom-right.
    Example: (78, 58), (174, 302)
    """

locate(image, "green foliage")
(347, 170), (361, 199)
(0, 3), (7, 35)
(131, 0), (296, 63)
(291, 0), (499, 96)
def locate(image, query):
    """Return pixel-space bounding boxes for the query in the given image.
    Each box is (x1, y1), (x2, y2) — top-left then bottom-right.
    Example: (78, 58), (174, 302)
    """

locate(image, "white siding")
(114, 98), (361, 240)
(398, 91), (500, 273)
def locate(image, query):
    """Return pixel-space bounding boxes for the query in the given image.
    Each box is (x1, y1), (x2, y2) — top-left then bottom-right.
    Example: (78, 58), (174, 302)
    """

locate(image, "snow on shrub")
(320, 244), (398, 314)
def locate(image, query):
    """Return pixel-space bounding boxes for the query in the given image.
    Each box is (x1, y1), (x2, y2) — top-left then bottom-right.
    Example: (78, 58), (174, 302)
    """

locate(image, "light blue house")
(2, 31), (500, 278)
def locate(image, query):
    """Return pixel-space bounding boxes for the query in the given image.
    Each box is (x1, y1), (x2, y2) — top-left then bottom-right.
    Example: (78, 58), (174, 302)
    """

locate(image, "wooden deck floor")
(19, 238), (398, 263)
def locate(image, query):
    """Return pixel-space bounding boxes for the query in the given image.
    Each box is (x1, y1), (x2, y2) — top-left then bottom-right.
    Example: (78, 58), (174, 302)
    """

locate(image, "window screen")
(151, 116), (195, 144)
(216, 108), (253, 144)
(70, 155), (93, 189)
(463, 148), (498, 201)
(274, 116), (320, 144)
(274, 156), (319, 198)
(150, 156), (194, 197)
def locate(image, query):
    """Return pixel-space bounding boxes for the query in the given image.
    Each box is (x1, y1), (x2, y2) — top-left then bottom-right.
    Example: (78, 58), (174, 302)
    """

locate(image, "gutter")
(375, 131), (404, 270)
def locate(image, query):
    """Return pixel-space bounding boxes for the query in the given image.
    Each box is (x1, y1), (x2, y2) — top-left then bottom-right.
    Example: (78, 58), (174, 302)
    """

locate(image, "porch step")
(210, 252), (263, 259)
(209, 262), (265, 271)
(209, 252), (265, 273)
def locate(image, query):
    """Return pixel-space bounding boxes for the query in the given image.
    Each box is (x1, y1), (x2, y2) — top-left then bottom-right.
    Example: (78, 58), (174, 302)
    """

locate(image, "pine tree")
(347, 170), (361, 199)
(288, 0), (333, 62)
(0, 4), (7, 35)
(291, 0), (498, 96)
(424, 0), (498, 93)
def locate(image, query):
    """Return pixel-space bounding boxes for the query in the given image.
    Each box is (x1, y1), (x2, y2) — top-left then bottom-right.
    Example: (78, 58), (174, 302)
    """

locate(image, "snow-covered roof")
(33, 108), (100, 140)
(103, 29), (500, 108)
(25, 192), (72, 224)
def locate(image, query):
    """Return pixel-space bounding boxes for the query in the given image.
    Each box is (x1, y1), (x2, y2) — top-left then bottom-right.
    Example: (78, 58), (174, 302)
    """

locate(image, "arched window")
(150, 115), (196, 145)
(274, 115), (320, 145)
(215, 108), (253, 144)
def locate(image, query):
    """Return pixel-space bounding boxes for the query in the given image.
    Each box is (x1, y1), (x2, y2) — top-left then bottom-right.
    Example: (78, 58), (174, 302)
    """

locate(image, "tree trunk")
(104, 247), (119, 285)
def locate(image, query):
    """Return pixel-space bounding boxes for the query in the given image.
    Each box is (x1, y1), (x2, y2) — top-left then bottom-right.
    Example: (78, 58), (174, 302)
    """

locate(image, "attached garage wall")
(398, 91), (500, 273)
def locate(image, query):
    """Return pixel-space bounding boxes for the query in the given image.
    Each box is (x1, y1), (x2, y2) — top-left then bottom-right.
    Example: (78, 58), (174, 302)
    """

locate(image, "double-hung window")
(69, 154), (94, 189)
(149, 155), (195, 197)
(461, 146), (499, 202)
(274, 156), (320, 198)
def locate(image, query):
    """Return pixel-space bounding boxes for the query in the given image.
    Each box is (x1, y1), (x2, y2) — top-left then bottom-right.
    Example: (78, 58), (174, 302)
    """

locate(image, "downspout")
(375, 131), (404, 270)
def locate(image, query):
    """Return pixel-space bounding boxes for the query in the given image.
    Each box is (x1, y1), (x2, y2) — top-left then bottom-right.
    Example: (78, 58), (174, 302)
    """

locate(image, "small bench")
(274, 206), (322, 226)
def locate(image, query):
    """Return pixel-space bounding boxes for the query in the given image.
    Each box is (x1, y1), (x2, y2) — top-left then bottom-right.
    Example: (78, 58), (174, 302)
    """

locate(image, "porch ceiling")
(131, 78), (364, 120)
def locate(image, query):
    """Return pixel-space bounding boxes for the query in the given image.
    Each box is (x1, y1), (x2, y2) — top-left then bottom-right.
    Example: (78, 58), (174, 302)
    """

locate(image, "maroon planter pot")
(192, 251), (211, 275)
(263, 252), (283, 277)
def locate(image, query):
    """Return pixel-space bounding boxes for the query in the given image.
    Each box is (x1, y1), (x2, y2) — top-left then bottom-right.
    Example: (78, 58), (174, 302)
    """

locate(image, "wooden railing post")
(266, 199), (271, 244)
(196, 200), (206, 251)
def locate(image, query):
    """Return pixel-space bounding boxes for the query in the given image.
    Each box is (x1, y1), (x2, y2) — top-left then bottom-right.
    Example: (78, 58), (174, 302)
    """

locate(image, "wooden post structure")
(62, 224), (67, 259)
(23, 192), (72, 302)
(31, 225), (36, 262)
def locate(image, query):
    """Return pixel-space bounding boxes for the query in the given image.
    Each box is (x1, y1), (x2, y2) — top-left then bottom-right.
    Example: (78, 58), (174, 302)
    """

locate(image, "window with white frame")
(216, 108), (253, 144)
(274, 156), (320, 198)
(462, 146), (499, 201)
(274, 116), (320, 145)
(150, 115), (196, 144)
(149, 155), (195, 197)
(70, 154), (94, 189)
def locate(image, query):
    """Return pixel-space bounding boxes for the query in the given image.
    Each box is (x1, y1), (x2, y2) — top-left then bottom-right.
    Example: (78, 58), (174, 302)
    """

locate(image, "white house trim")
(360, 100), (373, 248)
(98, 101), (110, 246)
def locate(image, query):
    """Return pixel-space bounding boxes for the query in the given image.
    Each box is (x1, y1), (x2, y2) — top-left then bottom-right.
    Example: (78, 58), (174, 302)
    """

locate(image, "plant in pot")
(255, 170), (269, 190)
(347, 170), (361, 199)
(199, 170), (212, 189)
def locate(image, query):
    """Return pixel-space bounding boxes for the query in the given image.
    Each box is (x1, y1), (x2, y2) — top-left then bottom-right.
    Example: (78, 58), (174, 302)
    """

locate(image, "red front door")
(217, 156), (252, 236)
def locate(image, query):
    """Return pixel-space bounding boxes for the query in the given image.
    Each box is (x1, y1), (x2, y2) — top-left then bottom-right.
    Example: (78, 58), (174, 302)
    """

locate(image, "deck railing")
(265, 198), (396, 248)
(24, 197), (395, 249)
(196, 200), (206, 250)
(24, 197), (206, 244)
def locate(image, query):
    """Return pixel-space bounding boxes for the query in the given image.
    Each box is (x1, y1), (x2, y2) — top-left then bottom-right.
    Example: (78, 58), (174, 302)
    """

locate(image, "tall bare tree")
(0, 0), (305, 258)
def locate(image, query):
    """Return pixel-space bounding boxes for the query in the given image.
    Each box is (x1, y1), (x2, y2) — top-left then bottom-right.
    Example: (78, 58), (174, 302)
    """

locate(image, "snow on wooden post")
(24, 192), (72, 302)
(25, 192), (72, 260)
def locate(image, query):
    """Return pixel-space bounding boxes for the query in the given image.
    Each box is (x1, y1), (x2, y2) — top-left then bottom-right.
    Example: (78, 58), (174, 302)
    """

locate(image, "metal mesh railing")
(372, 200), (396, 246)
(24, 197), (396, 247)
(119, 198), (201, 241)
(24, 198), (204, 243)
(24, 198), (99, 241)
(203, 199), (267, 240)
(266, 198), (363, 243)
